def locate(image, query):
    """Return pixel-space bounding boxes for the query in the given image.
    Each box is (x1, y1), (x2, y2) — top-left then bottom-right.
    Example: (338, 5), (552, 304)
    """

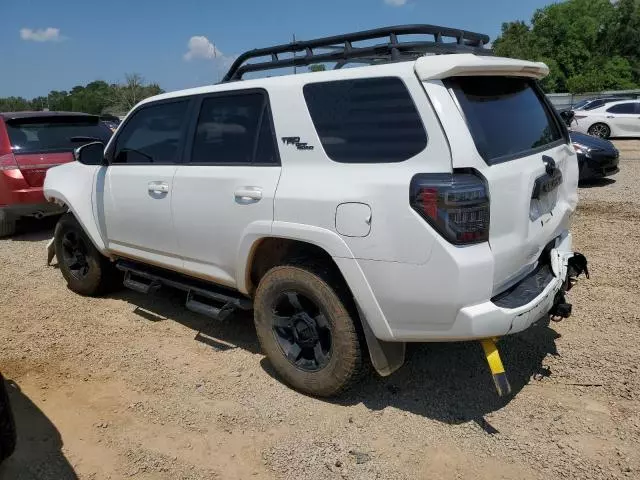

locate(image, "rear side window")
(606, 103), (637, 114)
(446, 76), (564, 164)
(6, 116), (112, 154)
(303, 77), (427, 163)
(113, 100), (189, 164)
(190, 91), (278, 165)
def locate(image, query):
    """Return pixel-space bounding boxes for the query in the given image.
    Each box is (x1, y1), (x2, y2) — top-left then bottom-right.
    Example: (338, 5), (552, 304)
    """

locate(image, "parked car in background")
(572, 100), (640, 138)
(101, 120), (119, 133)
(572, 96), (631, 111)
(570, 131), (619, 181)
(0, 373), (16, 465)
(0, 111), (113, 236)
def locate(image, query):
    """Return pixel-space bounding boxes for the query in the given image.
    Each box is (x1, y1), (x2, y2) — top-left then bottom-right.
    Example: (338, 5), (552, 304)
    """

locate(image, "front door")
(172, 90), (281, 288)
(100, 99), (192, 270)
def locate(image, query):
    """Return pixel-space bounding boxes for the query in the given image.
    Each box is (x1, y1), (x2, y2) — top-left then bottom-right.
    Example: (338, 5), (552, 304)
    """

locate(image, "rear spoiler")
(415, 54), (549, 80)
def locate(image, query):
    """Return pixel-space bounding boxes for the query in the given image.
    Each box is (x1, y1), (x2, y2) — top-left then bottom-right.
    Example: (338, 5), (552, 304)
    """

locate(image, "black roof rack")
(222, 24), (491, 82)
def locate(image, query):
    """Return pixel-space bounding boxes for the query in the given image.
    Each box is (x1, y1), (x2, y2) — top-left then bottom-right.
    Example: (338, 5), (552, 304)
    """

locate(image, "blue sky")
(1, 0), (554, 98)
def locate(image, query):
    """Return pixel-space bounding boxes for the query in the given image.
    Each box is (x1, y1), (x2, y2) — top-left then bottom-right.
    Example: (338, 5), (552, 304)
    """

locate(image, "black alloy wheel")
(271, 291), (332, 372)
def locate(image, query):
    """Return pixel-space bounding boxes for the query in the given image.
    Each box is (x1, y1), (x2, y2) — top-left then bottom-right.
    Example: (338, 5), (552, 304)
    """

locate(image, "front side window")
(446, 76), (564, 164)
(190, 92), (278, 165)
(303, 77), (427, 164)
(606, 103), (636, 114)
(113, 100), (189, 164)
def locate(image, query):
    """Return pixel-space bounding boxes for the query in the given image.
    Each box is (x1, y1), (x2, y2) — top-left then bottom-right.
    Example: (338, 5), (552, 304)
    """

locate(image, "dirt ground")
(1, 141), (639, 480)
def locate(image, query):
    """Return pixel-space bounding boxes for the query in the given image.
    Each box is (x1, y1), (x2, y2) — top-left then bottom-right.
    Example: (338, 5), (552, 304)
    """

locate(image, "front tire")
(54, 214), (122, 296)
(588, 123), (611, 139)
(254, 265), (365, 397)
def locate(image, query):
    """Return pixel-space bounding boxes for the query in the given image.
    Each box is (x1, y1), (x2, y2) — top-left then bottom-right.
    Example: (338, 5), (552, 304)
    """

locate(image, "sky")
(0, 0), (557, 98)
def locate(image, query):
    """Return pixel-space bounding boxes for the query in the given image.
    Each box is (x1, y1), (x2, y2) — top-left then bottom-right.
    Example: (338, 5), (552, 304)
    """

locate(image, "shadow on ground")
(7, 216), (58, 242)
(115, 284), (560, 428)
(259, 321), (560, 429)
(113, 288), (261, 355)
(579, 177), (616, 189)
(0, 379), (77, 480)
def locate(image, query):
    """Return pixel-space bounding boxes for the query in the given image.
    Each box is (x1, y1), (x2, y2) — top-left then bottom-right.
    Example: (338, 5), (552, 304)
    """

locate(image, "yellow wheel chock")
(480, 338), (512, 397)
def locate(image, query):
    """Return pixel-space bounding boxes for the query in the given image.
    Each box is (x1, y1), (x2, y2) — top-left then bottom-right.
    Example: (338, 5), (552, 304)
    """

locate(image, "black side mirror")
(74, 141), (106, 166)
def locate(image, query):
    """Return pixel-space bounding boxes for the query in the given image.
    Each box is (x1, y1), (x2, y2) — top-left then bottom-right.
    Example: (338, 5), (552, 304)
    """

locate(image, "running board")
(116, 260), (252, 321)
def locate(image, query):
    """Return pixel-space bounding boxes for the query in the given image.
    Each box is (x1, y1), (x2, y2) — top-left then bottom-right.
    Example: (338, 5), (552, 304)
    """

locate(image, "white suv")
(44, 25), (588, 397)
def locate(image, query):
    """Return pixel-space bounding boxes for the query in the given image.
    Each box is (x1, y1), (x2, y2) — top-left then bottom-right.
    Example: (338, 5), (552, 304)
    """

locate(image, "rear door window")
(303, 77), (427, 163)
(446, 76), (564, 164)
(189, 91), (279, 165)
(6, 116), (112, 154)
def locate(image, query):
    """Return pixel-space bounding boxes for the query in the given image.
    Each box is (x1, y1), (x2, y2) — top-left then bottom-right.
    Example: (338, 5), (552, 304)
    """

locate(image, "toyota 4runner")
(43, 25), (589, 397)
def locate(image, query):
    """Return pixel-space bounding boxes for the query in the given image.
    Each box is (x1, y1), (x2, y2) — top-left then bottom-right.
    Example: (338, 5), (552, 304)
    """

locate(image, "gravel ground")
(1, 140), (639, 480)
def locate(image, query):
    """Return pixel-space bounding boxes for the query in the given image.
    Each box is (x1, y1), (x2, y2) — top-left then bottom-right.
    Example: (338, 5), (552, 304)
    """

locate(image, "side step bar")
(116, 260), (252, 321)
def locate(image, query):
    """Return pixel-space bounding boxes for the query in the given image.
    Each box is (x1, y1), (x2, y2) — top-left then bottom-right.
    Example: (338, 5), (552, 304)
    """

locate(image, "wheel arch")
(237, 223), (404, 376)
(44, 163), (108, 254)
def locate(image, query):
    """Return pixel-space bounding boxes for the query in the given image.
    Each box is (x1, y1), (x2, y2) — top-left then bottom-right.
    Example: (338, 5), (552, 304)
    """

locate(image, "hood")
(570, 131), (617, 153)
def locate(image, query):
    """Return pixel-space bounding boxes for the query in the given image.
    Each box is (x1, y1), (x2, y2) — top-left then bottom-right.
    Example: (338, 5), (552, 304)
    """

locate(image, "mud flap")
(46, 237), (56, 266)
(358, 305), (405, 376)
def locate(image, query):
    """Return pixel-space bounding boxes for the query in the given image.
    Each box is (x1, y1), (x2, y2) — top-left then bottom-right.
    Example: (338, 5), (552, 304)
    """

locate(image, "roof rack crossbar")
(222, 24), (490, 82)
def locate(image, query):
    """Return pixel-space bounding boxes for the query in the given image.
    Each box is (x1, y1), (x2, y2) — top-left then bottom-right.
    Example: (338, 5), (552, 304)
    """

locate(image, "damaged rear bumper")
(456, 233), (586, 337)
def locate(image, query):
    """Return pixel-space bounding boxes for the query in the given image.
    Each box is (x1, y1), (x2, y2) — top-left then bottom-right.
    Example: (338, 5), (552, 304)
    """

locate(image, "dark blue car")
(570, 131), (620, 181)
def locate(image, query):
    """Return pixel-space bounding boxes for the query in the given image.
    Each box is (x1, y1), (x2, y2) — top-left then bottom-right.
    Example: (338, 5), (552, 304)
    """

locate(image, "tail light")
(0, 154), (18, 171)
(410, 172), (490, 245)
(0, 122), (18, 171)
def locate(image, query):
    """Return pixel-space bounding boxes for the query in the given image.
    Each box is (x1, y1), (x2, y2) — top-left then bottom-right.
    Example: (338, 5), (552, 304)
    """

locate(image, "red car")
(0, 111), (112, 237)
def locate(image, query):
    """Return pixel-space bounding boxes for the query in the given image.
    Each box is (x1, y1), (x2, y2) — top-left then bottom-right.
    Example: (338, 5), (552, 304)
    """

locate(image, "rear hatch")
(5, 114), (112, 187)
(441, 75), (578, 293)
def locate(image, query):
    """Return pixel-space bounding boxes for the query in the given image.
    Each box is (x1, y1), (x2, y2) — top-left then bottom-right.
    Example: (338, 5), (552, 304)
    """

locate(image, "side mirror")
(74, 141), (106, 166)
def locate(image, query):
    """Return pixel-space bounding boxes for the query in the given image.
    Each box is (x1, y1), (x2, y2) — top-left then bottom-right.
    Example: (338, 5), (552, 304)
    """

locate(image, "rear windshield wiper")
(70, 136), (104, 142)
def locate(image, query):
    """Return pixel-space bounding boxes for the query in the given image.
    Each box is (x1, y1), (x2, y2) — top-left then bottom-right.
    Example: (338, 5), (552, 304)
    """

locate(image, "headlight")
(572, 143), (589, 155)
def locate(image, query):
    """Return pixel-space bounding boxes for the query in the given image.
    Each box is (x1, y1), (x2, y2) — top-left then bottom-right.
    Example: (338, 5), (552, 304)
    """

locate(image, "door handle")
(148, 181), (169, 194)
(234, 187), (262, 204)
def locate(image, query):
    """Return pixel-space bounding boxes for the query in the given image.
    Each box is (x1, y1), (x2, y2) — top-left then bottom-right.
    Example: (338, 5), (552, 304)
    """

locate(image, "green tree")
(308, 64), (326, 72)
(493, 0), (640, 93)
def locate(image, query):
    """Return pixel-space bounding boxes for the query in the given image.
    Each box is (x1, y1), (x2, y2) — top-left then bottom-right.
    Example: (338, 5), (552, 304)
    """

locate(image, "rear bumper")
(0, 202), (64, 221)
(0, 169), (46, 207)
(353, 232), (577, 342)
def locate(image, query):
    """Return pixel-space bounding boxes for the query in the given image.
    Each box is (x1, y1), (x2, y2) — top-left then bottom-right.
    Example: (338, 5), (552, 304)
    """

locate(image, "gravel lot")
(1, 141), (639, 480)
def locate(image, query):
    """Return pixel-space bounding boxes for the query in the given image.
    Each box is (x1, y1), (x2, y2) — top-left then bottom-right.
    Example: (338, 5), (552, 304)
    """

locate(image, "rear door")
(5, 115), (112, 187)
(171, 90), (281, 287)
(440, 76), (577, 292)
(605, 102), (640, 135)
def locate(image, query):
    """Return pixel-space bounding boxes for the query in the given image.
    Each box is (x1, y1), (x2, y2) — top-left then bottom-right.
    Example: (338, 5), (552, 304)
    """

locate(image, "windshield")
(446, 76), (564, 164)
(7, 116), (112, 154)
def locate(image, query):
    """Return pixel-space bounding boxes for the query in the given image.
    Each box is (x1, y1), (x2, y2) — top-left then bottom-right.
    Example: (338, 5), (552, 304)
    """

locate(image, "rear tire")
(588, 123), (611, 139)
(54, 214), (122, 296)
(254, 265), (366, 397)
(0, 217), (16, 238)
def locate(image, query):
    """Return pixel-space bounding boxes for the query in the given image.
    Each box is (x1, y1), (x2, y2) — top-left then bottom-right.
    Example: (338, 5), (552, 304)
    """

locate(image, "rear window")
(6, 116), (112, 154)
(446, 76), (564, 164)
(303, 77), (427, 163)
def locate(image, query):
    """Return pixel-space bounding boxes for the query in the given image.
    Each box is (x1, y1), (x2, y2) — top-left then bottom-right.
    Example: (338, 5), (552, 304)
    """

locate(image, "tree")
(0, 74), (163, 114)
(493, 0), (640, 93)
(308, 64), (326, 72)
